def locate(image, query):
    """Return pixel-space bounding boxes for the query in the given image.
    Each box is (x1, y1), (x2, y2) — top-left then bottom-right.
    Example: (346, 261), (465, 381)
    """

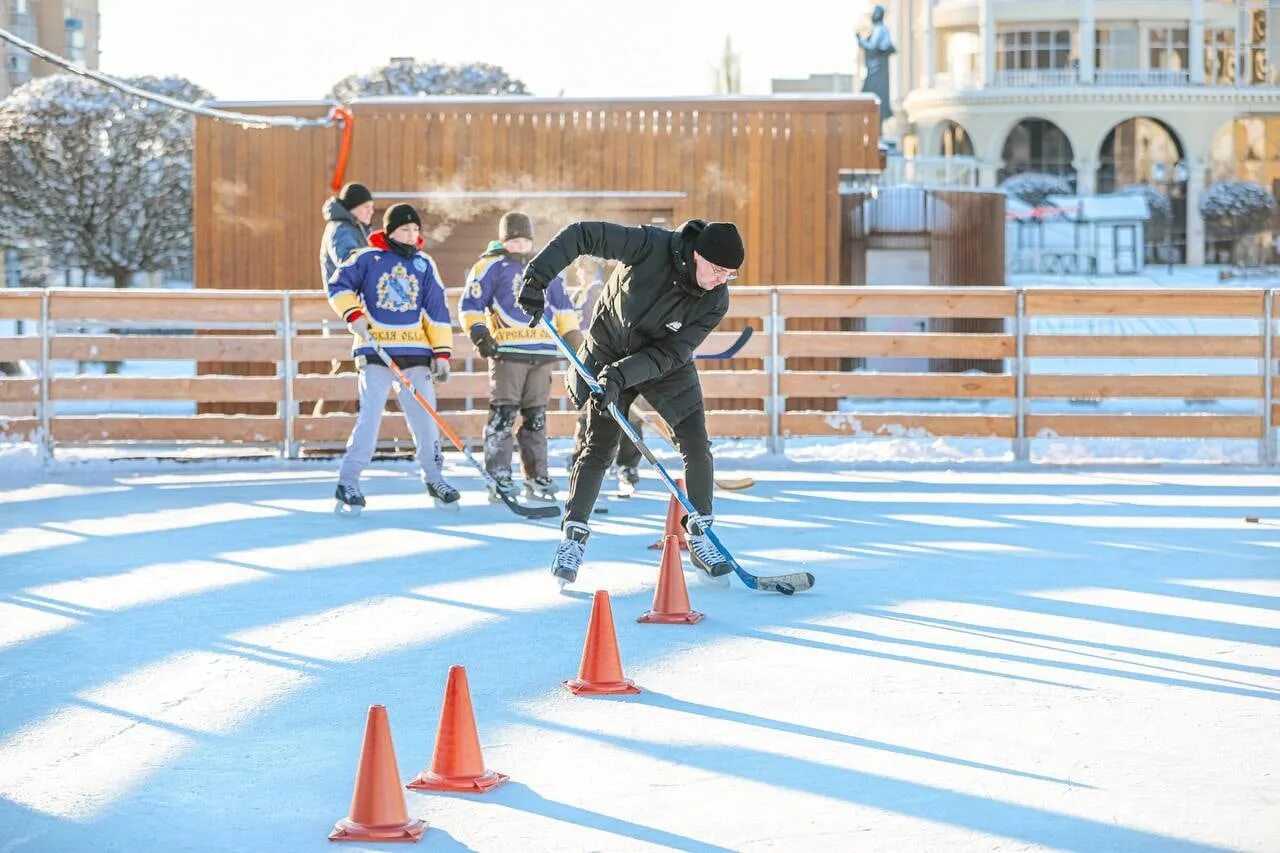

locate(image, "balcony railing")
(883, 155), (983, 188)
(994, 69), (1079, 87)
(1095, 69), (1191, 86)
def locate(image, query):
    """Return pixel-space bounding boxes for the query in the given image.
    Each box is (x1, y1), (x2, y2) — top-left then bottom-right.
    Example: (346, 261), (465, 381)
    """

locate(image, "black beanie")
(499, 212), (533, 242)
(694, 222), (745, 269)
(383, 203), (422, 235)
(337, 182), (373, 210)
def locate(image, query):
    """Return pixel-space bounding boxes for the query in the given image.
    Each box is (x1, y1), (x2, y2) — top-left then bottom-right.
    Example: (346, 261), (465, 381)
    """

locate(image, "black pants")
(565, 391), (713, 525)
(570, 406), (642, 469)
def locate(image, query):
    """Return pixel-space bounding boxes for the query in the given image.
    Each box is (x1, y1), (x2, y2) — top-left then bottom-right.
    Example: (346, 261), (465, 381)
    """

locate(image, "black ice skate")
(683, 513), (732, 585)
(552, 521), (591, 588)
(426, 479), (461, 511)
(487, 473), (518, 504)
(525, 475), (558, 502)
(334, 484), (365, 516)
(616, 466), (640, 497)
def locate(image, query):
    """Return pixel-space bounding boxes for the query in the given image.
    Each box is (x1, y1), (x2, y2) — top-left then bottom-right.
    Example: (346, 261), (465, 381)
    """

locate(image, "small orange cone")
(329, 705), (427, 843)
(564, 590), (641, 695)
(406, 665), (508, 793)
(649, 478), (689, 551)
(638, 535), (704, 624)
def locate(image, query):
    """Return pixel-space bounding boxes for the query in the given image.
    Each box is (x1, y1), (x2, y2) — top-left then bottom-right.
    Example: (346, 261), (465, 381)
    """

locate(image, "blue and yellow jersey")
(457, 247), (579, 358)
(327, 231), (453, 363)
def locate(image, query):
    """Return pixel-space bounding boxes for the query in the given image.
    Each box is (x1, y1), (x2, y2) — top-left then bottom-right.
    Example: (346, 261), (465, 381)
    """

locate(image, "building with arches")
(885, 0), (1279, 264)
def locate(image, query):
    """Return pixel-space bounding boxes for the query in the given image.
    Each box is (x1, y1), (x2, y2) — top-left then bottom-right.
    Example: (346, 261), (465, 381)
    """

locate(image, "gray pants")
(338, 364), (443, 488)
(484, 358), (553, 480)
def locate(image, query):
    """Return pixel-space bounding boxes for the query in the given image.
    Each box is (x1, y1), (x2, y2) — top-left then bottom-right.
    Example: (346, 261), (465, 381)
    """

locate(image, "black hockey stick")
(695, 326), (754, 360)
(359, 334), (560, 520)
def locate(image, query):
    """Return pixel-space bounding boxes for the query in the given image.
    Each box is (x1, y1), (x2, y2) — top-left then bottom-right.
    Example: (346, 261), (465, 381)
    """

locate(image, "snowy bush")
(1000, 172), (1073, 207)
(0, 74), (211, 289)
(1198, 180), (1277, 239)
(330, 59), (530, 101)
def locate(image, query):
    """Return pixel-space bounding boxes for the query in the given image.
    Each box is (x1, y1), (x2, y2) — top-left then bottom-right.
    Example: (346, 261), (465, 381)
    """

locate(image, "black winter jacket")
(524, 219), (728, 424)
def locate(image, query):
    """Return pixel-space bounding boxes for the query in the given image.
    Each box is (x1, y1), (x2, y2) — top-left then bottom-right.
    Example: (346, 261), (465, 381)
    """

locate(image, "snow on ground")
(0, 455), (1277, 852)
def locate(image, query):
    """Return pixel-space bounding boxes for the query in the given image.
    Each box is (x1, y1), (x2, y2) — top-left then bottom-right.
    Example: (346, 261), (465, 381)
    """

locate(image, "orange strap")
(328, 106), (354, 193)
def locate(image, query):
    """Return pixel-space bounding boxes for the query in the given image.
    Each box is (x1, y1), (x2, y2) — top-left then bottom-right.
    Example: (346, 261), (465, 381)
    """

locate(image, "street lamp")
(1151, 160), (1188, 273)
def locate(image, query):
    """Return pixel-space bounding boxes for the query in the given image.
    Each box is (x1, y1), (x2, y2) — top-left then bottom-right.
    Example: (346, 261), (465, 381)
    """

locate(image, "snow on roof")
(1007, 194), (1150, 222)
(1051, 194), (1151, 222)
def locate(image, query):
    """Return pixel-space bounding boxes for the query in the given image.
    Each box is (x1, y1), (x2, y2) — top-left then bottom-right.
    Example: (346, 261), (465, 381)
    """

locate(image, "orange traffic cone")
(564, 590), (641, 695)
(406, 665), (508, 793)
(649, 478), (689, 551)
(329, 705), (427, 843)
(638, 535), (704, 624)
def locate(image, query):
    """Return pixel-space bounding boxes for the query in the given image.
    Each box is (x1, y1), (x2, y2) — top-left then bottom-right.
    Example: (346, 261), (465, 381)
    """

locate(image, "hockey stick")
(694, 326), (754, 360)
(542, 317), (812, 594)
(629, 406), (755, 491)
(358, 333), (561, 520)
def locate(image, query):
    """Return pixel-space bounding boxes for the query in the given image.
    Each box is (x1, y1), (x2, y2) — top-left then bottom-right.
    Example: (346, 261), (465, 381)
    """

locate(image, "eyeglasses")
(707, 262), (738, 282)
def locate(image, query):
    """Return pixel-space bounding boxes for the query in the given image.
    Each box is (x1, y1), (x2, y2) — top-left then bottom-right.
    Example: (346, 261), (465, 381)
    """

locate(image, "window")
(999, 30), (1072, 71)
(65, 16), (86, 65)
(1096, 27), (1138, 70)
(1244, 8), (1272, 85)
(945, 30), (980, 87)
(1148, 27), (1189, 72)
(1205, 28), (1236, 84)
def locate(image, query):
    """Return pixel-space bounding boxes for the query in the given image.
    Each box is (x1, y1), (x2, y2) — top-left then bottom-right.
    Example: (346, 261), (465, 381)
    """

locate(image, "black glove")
(468, 323), (498, 359)
(591, 365), (624, 410)
(517, 273), (546, 327)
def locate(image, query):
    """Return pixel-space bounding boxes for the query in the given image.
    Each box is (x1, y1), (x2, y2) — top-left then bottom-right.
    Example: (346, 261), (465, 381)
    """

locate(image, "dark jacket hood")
(323, 197), (359, 225)
(671, 219), (712, 297)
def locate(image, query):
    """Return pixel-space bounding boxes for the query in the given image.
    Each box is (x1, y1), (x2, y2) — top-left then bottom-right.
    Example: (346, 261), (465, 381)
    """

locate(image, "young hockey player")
(458, 212), (582, 503)
(328, 203), (460, 513)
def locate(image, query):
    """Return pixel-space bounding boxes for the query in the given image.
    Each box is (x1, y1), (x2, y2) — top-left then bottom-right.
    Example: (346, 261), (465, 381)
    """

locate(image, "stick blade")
(753, 572), (816, 595)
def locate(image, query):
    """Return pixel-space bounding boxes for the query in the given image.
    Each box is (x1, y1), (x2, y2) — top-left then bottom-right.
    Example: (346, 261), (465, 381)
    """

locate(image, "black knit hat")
(383, 203), (422, 235)
(694, 221), (745, 269)
(499, 211), (533, 241)
(337, 182), (373, 211)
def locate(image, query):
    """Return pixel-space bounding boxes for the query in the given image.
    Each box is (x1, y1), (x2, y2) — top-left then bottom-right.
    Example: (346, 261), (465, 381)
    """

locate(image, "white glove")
(431, 356), (450, 384)
(347, 314), (371, 339)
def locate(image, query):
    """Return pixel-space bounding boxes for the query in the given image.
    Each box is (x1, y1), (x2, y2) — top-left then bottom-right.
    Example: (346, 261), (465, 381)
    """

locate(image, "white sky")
(97, 0), (870, 101)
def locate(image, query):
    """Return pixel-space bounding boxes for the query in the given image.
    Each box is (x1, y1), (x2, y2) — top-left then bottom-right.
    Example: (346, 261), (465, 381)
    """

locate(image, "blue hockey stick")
(694, 326), (753, 360)
(541, 317), (814, 595)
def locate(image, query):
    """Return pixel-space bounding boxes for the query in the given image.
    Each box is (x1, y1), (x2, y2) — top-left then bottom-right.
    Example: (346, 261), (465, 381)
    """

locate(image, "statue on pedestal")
(858, 5), (896, 121)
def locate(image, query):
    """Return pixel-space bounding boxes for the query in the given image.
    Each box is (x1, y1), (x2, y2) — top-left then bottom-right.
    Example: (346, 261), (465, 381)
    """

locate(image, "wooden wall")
(193, 96), (882, 292)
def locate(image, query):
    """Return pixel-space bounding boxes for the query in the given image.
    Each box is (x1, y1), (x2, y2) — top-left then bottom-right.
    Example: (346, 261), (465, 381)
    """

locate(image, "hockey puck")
(1245, 516), (1260, 523)
(593, 507), (609, 514)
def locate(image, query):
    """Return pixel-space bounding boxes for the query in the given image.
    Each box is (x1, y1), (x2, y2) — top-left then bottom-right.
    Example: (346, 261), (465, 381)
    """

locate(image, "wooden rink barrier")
(0, 286), (1276, 464)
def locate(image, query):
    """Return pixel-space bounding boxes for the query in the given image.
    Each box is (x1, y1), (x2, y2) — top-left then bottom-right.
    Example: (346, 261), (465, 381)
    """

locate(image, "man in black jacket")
(518, 218), (744, 586)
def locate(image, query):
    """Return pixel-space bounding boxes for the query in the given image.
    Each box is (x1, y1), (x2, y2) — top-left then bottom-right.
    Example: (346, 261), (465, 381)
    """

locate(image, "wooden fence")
(0, 287), (1275, 463)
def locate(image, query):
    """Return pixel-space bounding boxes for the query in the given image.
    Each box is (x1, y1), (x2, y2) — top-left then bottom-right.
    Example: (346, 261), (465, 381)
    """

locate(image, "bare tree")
(711, 37), (742, 94)
(330, 58), (529, 101)
(0, 74), (210, 289)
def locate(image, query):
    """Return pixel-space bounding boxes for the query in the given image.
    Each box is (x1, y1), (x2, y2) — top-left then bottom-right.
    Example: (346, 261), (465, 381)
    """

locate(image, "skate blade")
(334, 502), (362, 517)
(695, 570), (731, 588)
(433, 498), (461, 512)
